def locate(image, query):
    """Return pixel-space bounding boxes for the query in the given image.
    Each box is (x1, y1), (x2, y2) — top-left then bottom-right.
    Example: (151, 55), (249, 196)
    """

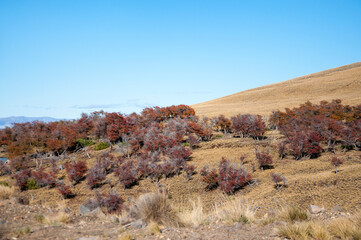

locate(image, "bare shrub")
(65, 160), (88, 184)
(200, 166), (219, 191)
(330, 157), (343, 173)
(103, 190), (124, 214)
(218, 158), (252, 194)
(271, 173), (287, 188)
(57, 183), (74, 199)
(87, 161), (106, 188)
(255, 150), (273, 170)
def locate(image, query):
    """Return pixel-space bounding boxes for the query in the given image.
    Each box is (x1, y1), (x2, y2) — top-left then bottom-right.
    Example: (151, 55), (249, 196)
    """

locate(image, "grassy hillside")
(193, 62), (361, 117)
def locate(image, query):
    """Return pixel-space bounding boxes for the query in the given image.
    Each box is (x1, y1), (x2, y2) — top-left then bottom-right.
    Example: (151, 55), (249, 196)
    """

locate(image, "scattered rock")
(77, 237), (100, 240)
(124, 219), (146, 229)
(234, 222), (242, 230)
(108, 215), (119, 223)
(331, 205), (344, 213)
(309, 205), (323, 214)
(119, 216), (132, 226)
(79, 205), (92, 215)
(81, 207), (106, 219)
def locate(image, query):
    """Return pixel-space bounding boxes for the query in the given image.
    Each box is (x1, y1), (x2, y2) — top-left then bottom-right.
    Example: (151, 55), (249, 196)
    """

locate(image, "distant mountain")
(0, 116), (62, 129)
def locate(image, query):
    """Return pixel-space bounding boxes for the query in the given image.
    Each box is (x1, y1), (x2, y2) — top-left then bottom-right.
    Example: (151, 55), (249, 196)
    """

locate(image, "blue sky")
(1, 0), (360, 119)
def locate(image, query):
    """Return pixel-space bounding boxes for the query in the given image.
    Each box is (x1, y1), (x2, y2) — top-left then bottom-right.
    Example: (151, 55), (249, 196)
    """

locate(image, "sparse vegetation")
(0, 101), (361, 239)
(279, 206), (308, 223)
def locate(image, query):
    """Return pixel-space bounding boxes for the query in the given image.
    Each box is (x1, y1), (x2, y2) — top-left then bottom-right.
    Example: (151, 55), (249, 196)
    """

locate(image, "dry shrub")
(13, 226), (30, 237)
(129, 192), (180, 226)
(179, 197), (206, 226)
(44, 211), (69, 225)
(278, 221), (331, 240)
(118, 233), (134, 240)
(213, 197), (256, 224)
(147, 221), (161, 235)
(328, 217), (361, 240)
(278, 206), (308, 223)
(0, 185), (15, 200)
(43, 200), (70, 225)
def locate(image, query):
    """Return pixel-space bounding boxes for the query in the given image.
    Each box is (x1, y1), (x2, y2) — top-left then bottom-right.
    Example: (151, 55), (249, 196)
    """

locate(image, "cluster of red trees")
(270, 100), (361, 159)
(210, 114), (266, 138)
(200, 158), (252, 194)
(0, 105), (203, 159)
(1, 105), (211, 194)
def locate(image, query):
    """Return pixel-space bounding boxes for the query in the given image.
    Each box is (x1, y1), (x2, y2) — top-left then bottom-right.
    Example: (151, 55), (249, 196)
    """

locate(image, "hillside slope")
(192, 62), (361, 117)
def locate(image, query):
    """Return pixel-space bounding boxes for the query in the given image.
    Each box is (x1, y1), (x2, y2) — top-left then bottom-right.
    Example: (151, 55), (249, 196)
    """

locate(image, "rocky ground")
(0, 195), (355, 240)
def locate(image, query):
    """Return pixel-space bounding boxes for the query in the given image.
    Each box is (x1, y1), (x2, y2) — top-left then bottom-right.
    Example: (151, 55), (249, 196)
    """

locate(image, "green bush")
(26, 179), (39, 190)
(76, 138), (95, 147)
(94, 142), (110, 151)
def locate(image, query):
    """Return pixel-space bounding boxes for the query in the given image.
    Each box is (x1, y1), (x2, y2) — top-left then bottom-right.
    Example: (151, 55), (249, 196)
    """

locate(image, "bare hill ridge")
(192, 62), (361, 117)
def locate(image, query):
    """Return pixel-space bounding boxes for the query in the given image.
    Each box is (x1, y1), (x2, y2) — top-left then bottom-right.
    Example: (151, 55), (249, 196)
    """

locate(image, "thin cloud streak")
(71, 100), (154, 110)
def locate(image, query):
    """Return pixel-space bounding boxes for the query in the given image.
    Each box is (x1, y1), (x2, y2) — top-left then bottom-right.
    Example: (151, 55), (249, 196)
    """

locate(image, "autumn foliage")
(270, 100), (361, 159)
(201, 158), (252, 194)
(65, 160), (88, 184)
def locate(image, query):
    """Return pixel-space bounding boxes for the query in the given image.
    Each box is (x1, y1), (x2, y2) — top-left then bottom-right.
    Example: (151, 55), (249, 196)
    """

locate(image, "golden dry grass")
(193, 62), (361, 118)
(118, 233), (134, 240)
(43, 211), (70, 226)
(179, 197), (206, 226)
(328, 217), (361, 240)
(129, 191), (180, 227)
(0, 185), (15, 200)
(278, 205), (308, 223)
(277, 221), (332, 240)
(213, 197), (256, 224)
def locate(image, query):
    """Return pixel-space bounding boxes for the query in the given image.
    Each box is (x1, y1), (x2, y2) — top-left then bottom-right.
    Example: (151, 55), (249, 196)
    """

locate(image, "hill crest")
(192, 62), (361, 117)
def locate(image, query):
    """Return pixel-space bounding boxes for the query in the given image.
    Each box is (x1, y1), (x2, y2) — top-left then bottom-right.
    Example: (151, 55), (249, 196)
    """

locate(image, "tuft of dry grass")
(278, 205), (308, 223)
(179, 197), (207, 226)
(147, 221), (161, 235)
(41, 200), (70, 226)
(213, 197), (256, 224)
(13, 226), (31, 237)
(118, 233), (134, 240)
(278, 221), (331, 240)
(328, 217), (361, 240)
(0, 185), (15, 200)
(44, 211), (70, 226)
(129, 192), (180, 227)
